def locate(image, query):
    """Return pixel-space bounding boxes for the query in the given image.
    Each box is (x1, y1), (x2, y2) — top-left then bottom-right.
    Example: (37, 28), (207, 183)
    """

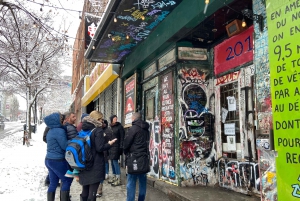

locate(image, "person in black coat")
(123, 112), (150, 201)
(78, 111), (116, 201)
(107, 115), (125, 187)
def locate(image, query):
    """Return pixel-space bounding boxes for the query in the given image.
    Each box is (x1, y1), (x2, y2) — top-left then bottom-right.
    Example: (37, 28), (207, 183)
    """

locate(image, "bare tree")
(0, 1), (71, 137)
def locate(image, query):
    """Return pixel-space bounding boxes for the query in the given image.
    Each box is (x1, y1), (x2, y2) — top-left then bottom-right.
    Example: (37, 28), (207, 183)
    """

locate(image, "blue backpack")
(65, 129), (95, 170)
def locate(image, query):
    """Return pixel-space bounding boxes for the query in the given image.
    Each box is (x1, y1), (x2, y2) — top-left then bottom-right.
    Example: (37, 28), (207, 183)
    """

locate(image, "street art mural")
(160, 72), (176, 183)
(258, 149), (277, 201)
(92, 0), (183, 63)
(148, 119), (161, 179)
(177, 66), (217, 186)
(217, 158), (260, 194)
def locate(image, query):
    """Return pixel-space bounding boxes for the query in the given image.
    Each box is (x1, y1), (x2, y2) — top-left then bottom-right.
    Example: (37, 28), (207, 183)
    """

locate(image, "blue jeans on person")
(111, 160), (120, 175)
(126, 173), (147, 201)
(105, 162), (109, 175)
(45, 158), (73, 192)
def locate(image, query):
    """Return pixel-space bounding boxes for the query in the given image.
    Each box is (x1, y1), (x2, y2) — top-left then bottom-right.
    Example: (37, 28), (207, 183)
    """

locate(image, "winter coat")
(78, 121), (112, 186)
(123, 119), (149, 156)
(44, 113), (68, 160)
(107, 122), (125, 160)
(64, 122), (77, 140)
(43, 127), (50, 143)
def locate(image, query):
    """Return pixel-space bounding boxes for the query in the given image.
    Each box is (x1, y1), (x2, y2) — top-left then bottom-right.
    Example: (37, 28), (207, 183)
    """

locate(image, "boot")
(108, 175), (115, 184)
(96, 183), (103, 197)
(80, 194), (88, 201)
(60, 191), (70, 201)
(47, 192), (55, 201)
(111, 177), (121, 186)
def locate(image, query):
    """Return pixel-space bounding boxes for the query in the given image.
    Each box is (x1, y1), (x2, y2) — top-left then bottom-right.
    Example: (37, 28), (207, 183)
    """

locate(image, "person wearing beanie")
(107, 115), (125, 187)
(76, 113), (89, 132)
(78, 111), (117, 201)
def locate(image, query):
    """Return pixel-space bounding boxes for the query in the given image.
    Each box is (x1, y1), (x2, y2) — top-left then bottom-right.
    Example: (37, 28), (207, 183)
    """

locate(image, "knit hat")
(81, 113), (89, 121)
(110, 115), (117, 123)
(89, 111), (103, 121)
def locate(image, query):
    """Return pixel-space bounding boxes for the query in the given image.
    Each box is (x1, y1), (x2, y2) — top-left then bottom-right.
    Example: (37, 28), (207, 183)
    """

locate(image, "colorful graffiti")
(178, 66), (216, 186)
(93, 0), (183, 63)
(258, 149), (277, 201)
(217, 158), (260, 194)
(148, 119), (161, 179)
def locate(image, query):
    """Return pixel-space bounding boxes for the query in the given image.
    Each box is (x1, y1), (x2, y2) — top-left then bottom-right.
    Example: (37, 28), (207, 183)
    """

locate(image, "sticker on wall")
(224, 123), (235, 135)
(227, 136), (236, 151)
(227, 96), (236, 111)
(221, 107), (228, 123)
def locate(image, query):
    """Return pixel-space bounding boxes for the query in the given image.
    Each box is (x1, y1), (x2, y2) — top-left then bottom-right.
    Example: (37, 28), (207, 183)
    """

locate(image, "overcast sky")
(16, 0), (84, 110)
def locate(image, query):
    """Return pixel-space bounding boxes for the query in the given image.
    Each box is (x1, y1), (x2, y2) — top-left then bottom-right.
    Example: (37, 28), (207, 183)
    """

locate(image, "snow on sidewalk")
(0, 124), (49, 201)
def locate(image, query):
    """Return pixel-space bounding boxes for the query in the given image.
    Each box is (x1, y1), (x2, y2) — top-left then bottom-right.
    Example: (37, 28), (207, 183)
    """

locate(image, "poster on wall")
(221, 107), (228, 123)
(224, 123), (235, 135)
(227, 136), (236, 151)
(124, 74), (136, 128)
(160, 71), (176, 182)
(266, 1), (300, 200)
(227, 96), (236, 111)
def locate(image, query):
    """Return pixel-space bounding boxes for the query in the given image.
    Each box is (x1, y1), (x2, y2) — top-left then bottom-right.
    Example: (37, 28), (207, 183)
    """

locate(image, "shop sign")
(124, 74), (136, 127)
(266, 0), (300, 200)
(216, 71), (240, 85)
(158, 48), (176, 69)
(160, 71), (175, 180)
(214, 26), (254, 75)
(143, 62), (156, 79)
(90, 63), (109, 87)
(178, 47), (207, 60)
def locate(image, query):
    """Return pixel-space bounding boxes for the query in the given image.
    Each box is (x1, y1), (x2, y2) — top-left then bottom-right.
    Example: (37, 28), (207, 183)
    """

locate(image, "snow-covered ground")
(0, 123), (49, 200)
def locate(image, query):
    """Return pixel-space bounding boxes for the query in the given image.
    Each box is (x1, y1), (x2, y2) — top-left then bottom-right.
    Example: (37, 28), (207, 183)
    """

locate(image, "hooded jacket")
(78, 116), (112, 186)
(44, 113), (67, 159)
(123, 119), (149, 156)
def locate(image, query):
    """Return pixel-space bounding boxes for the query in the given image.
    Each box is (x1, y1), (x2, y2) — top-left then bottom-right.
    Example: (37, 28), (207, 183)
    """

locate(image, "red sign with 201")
(214, 26), (254, 75)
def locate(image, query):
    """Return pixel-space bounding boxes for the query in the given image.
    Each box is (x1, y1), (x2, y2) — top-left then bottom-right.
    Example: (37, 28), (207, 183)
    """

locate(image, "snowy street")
(0, 123), (49, 200)
(0, 123), (170, 201)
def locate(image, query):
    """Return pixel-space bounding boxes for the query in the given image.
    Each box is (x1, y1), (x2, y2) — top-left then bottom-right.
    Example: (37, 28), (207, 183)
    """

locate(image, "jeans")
(126, 174), (147, 201)
(105, 162), (109, 175)
(111, 160), (120, 175)
(45, 158), (73, 192)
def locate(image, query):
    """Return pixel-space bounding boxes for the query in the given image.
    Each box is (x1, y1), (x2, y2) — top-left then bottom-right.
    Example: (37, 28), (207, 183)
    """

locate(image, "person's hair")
(89, 110), (103, 121)
(63, 111), (74, 119)
(132, 112), (141, 121)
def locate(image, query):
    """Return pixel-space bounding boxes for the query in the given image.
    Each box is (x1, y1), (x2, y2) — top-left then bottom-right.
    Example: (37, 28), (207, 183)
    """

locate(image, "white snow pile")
(0, 124), (49, 200)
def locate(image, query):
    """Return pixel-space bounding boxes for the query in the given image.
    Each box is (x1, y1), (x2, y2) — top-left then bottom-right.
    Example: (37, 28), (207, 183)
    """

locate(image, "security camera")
(108, 34), (112, 38)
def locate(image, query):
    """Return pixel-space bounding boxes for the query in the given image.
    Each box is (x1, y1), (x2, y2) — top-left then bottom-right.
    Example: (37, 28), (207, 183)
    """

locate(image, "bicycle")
(22, 129), (30, 147)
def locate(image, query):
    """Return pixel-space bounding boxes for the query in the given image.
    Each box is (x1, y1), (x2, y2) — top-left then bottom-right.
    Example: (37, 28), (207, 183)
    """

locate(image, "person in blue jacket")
(44, 112), (73, 201)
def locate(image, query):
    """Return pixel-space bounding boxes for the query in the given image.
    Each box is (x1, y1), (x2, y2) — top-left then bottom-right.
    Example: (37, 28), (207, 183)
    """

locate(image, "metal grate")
(220, 82), (240, 145)
(98, 80), (118, 122)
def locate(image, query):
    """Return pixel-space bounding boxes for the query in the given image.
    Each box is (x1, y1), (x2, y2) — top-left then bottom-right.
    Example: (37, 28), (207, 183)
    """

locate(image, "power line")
(14, 0), (88, 42)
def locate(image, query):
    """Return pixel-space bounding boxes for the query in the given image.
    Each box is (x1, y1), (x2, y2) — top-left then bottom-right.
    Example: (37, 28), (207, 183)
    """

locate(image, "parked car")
(0, 115), (5, 130)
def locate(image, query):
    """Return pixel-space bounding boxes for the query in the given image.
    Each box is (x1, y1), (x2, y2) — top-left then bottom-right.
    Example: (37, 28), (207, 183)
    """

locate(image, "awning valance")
(81, 64), (119, 107)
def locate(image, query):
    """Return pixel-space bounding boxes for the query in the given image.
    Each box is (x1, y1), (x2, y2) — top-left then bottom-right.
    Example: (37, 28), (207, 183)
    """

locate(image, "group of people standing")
(43, 110), (149, 201)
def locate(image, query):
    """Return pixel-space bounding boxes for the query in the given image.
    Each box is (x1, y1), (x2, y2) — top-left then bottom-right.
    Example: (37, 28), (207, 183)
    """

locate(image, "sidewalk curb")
(121, 167), (191, 201)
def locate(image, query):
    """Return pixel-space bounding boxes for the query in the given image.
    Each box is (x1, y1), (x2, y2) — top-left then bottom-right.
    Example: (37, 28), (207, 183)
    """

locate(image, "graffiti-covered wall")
(177, 64), (217, 186)
(253, 0), (277, 200)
